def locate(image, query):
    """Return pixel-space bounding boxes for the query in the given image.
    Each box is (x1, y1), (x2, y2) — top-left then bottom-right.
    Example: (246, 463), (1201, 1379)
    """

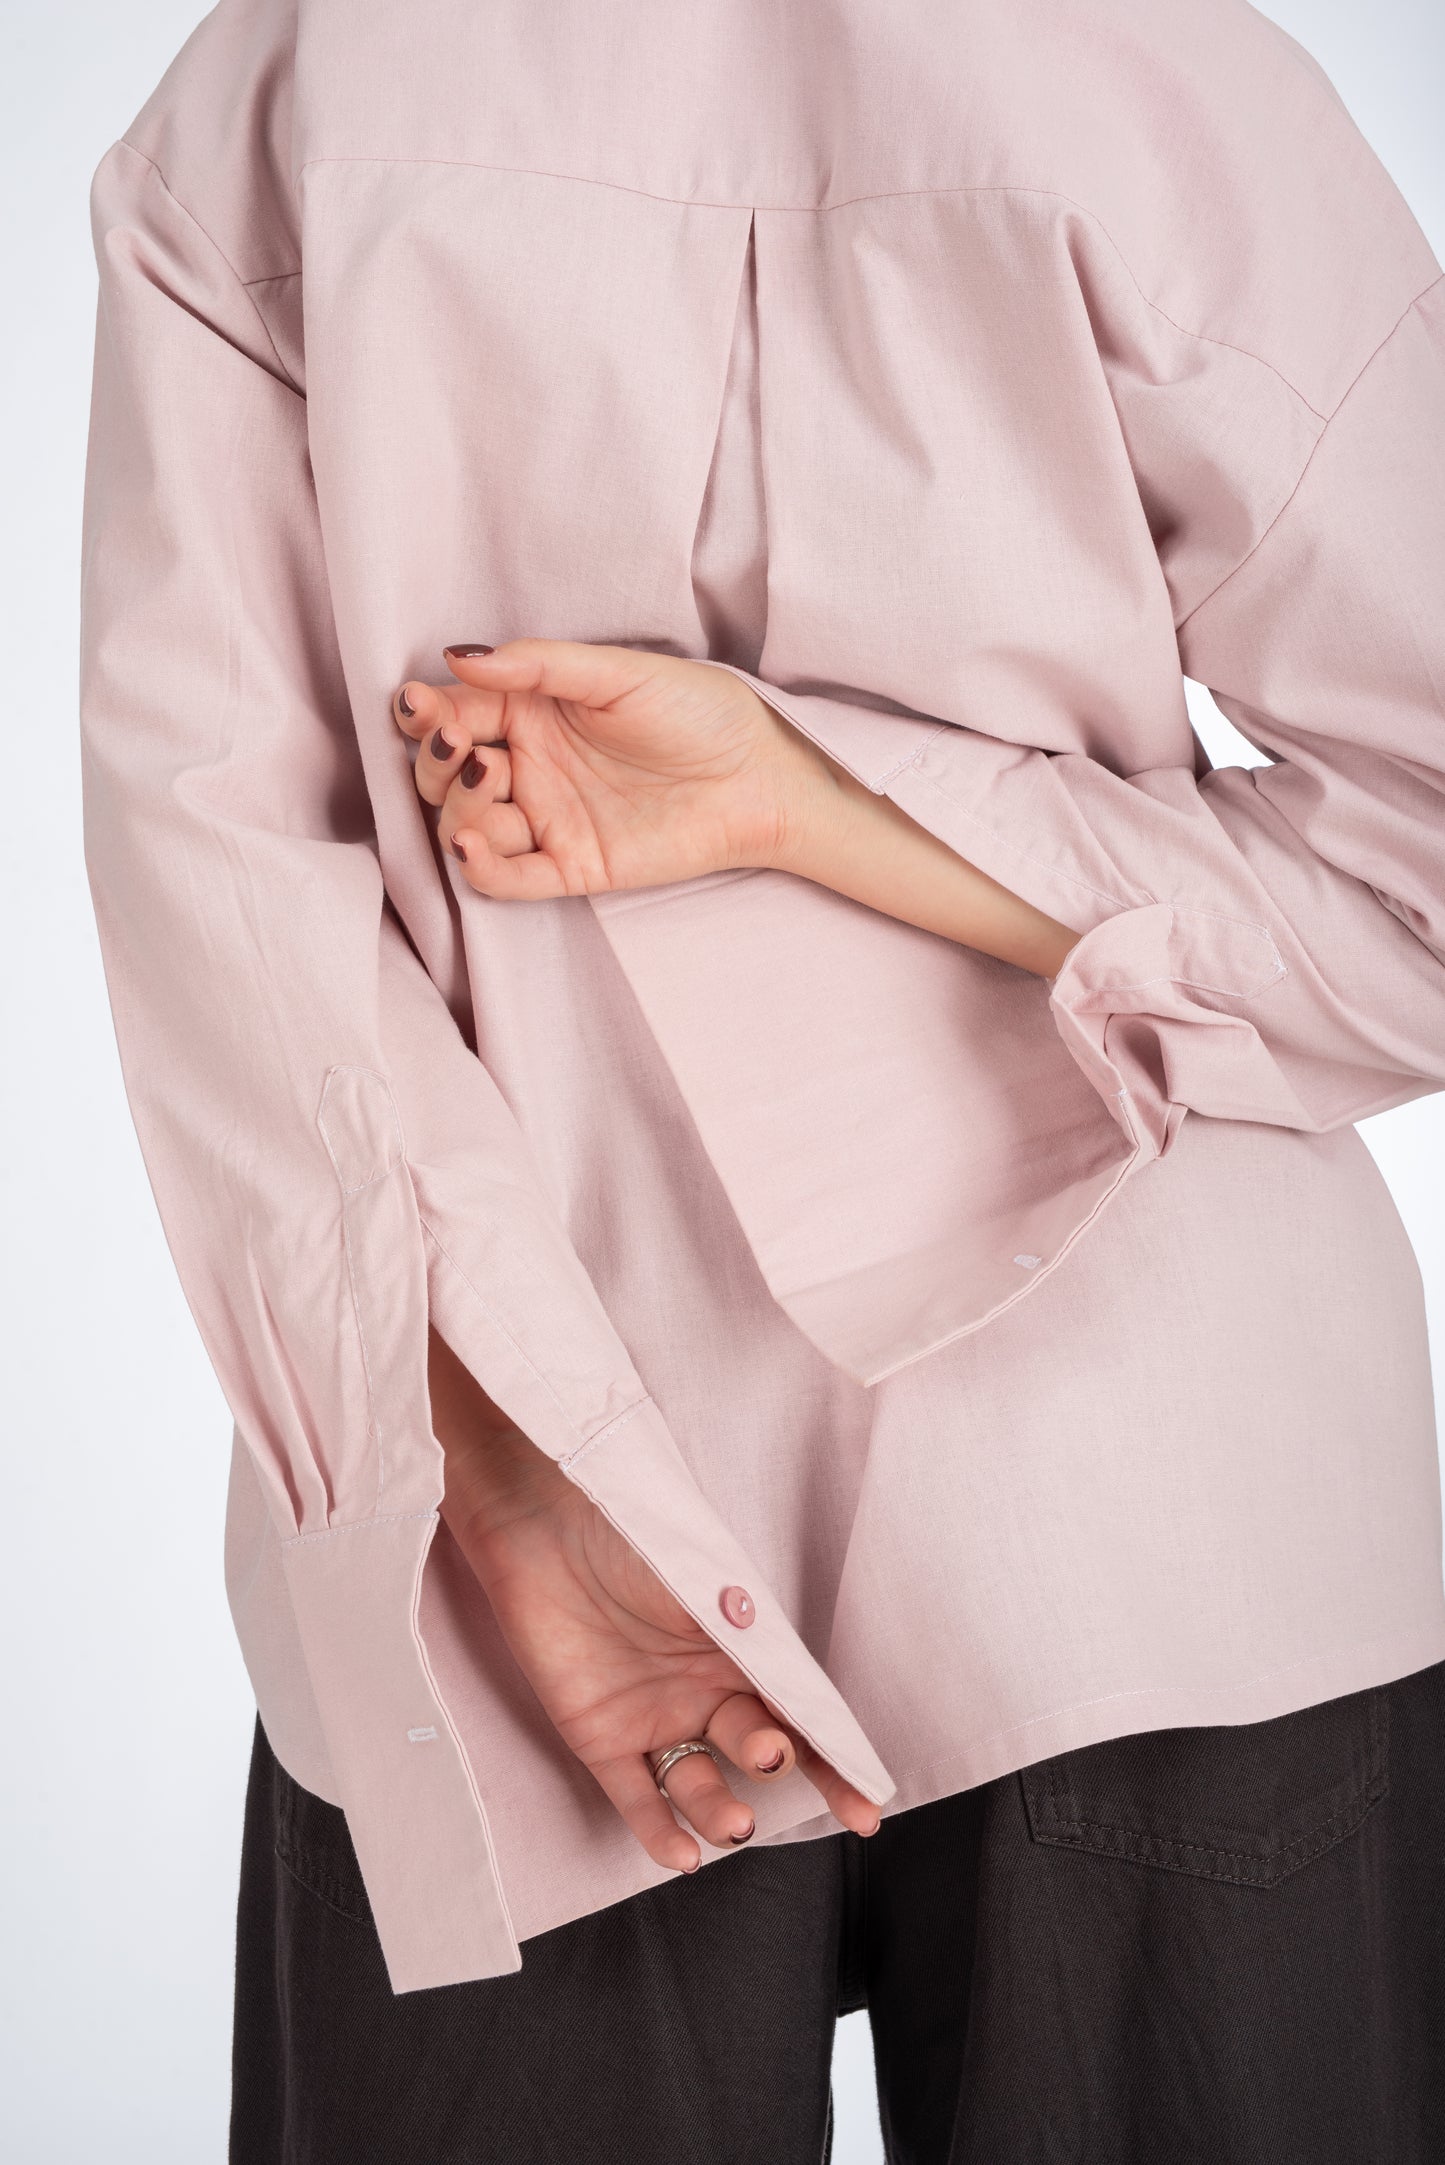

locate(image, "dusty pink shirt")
(80, 0), (1445, 1994)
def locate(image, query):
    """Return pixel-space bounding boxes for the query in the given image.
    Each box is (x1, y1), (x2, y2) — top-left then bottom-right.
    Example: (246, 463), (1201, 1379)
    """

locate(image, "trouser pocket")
(1019, 1681), (1390, 1887)
(265, 1721), (375, 1926)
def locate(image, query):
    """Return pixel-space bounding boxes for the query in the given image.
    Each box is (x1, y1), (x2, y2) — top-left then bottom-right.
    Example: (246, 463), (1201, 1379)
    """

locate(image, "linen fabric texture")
(79, 0), (1445, 1993)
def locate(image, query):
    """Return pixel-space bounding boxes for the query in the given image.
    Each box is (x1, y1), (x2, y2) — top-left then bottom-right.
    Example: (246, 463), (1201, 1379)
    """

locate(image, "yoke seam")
(291, 155), (1423, 422)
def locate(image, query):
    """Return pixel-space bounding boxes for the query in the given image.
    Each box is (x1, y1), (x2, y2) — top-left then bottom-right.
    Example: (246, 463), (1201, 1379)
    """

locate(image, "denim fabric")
(231, 1660), (1445, 2164)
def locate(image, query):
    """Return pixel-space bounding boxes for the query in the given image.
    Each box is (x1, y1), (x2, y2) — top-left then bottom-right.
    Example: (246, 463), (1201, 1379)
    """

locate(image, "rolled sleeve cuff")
(879, 724), (1315, 1148)
(716, 663), (1312, 1150)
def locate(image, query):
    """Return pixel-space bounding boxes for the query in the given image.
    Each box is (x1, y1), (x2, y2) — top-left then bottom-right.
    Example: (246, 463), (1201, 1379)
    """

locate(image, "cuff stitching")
(281, 1507), (438, 1549)
(1069, 903), (1287, 1001)
(419, 1218), (650, 1461)
(558, 1398), (653, 1471)
(896, 763), (1136, 912)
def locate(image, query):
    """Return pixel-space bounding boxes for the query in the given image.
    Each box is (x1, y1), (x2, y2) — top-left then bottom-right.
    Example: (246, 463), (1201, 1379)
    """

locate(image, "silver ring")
(650, 1738), (718, 1801)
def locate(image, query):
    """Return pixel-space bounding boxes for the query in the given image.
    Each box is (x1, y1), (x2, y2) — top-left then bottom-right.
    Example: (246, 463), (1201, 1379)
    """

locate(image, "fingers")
(393, 664), (553, 894)
(393, 676), (510, 807)
(442, 797), (531, 864)
(587, 1748), (751, 1877)
(704, 1691), (882, 1839)
(788, 1733), (883, 1838)
(449, 825), (569, 901)
(587, 1728), (881, 1879)
(437, 751), (515, 849)
(653, 1745), (757, 1851)
(704, 1691), (796, 1785)
(590, 1756), (701, 1877)
(442, 635), (671, 712)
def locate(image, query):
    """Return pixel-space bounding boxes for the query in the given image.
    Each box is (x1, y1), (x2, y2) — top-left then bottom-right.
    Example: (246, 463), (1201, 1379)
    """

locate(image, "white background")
(1, 3), (1441, 2158)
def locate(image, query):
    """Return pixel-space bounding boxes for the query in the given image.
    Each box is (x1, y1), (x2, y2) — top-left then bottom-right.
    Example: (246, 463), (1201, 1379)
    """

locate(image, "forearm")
(774, 745), (1082, 979)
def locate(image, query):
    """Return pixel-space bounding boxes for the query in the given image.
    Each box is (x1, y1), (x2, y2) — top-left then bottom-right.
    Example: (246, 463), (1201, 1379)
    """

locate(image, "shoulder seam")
(1176, 270), (1445, 634)
(1043, 184), (1332, 423)
(112, 137), (304, 392)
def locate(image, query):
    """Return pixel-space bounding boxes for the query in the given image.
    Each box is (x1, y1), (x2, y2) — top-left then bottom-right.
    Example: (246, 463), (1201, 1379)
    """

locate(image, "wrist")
(759, 725), (866, 880)
(767, 742), (896, 895)
(428, 1326), (569, 1533)
(757, 735), (1082, 979)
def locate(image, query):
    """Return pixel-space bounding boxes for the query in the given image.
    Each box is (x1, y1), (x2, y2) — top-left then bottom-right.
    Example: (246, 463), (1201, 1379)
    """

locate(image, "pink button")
(719, 1584), (755, 1629)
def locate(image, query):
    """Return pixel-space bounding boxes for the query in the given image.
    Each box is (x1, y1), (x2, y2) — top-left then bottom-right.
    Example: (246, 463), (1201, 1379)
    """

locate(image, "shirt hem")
(753, 1616), (1445, 1853)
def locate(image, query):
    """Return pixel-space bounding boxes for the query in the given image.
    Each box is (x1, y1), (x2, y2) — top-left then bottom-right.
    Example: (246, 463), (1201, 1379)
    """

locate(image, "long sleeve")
(80, 133), (891, 1991)
(597, 118), (1445, 1387)
(706, 272), (1445, 1164)
(80, 136), (650, 1540)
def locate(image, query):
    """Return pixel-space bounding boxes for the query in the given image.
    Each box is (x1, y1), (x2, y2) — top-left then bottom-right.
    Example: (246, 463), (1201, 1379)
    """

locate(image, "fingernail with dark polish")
(758, 1748), (785, 1773)
(451, 835), (469, 863)
(430, 728), (455, 761)
(459, 752), (487, 789)
(729, 1821), (757, 1846)
(444, 643), (496, 658)
(397, 687), (415, 717)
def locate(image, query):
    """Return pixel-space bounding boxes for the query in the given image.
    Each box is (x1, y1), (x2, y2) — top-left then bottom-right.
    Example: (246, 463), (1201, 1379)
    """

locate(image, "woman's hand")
(428, 1330), (881, 1875)
(393, 637), (1081, 976)
(394, 638), (825, 900)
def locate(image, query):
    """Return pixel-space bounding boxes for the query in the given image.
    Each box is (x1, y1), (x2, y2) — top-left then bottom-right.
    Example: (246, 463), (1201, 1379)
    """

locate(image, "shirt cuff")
(715, 659), (1307, 1155)
(881, 728), (1309, 1153)
(274, 1389), (896, 1995)
(260, 1048), (895, 1994)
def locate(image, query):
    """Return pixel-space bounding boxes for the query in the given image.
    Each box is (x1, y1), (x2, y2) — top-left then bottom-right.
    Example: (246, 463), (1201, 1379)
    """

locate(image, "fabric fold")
(589, 861), (1149, 1383)
(83, 127), (893, 1995)
(83, 0), (1445, 2003)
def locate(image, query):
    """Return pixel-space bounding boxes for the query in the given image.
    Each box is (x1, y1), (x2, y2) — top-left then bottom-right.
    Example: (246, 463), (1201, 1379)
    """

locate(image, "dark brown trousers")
(232, 1659), (1445, 2164)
